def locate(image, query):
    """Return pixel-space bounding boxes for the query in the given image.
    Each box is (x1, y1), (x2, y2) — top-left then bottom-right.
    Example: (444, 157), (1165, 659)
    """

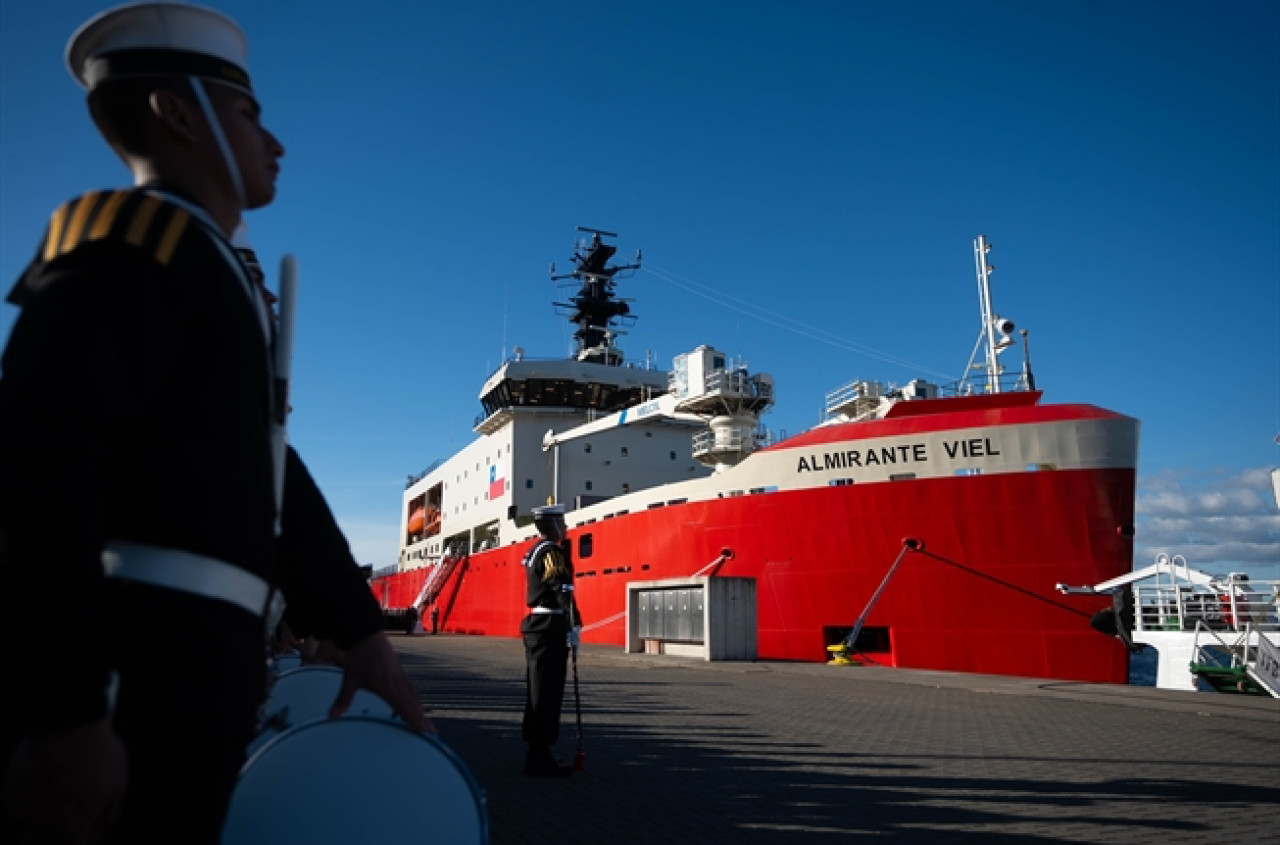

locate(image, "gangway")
(415, 549), (465, 610)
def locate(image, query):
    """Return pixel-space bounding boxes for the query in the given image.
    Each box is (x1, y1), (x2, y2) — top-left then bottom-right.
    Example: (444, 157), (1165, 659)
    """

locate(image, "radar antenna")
(549, 228), (641, 365)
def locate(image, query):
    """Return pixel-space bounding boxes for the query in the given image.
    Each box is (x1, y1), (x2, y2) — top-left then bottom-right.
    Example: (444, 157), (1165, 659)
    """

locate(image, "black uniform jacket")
(521, 539), (582, 634)
(0, 189), (381, 735)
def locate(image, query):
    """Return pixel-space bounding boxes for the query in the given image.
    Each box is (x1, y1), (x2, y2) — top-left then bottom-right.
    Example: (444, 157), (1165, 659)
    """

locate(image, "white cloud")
(1136, 467), (1280, 578)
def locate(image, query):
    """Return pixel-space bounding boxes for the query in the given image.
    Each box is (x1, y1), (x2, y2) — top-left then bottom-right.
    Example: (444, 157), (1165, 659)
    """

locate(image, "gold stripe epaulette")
(42, 191), (191, 267)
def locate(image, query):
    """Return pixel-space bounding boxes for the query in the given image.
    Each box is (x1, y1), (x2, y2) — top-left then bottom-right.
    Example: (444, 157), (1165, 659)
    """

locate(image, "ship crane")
(540, 393), (706, 504)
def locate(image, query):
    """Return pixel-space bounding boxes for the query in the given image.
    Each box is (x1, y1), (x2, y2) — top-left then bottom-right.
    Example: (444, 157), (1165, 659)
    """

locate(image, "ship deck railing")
(823, 373), (1036, 421)
(1132, 580), (1280, 635)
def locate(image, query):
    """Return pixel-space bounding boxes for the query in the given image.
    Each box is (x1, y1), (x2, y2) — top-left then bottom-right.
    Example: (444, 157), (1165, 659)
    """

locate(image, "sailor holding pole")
(0, 4), (432, 842)
(520, 504), (583, 777)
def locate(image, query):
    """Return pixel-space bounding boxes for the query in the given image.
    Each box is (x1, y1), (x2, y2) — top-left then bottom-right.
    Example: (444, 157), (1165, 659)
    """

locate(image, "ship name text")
(796, 437), (1001, 473)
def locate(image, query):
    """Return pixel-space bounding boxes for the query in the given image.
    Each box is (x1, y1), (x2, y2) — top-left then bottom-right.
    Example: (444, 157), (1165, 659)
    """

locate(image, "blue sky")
(3, 1), (1277, 579)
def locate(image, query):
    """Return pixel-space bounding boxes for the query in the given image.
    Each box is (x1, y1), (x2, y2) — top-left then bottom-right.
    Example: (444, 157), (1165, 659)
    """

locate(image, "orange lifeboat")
(425, 505), (441, 535)
(407, 507), (425, 534)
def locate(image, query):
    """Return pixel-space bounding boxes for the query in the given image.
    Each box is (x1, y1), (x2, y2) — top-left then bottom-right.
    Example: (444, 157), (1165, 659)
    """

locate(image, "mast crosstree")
(550, 227), (641, 365)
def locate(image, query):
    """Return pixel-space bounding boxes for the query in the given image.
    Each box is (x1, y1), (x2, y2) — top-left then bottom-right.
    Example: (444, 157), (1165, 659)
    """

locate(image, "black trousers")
(522, 622), (568, 748)
(102, 582), (267, 844)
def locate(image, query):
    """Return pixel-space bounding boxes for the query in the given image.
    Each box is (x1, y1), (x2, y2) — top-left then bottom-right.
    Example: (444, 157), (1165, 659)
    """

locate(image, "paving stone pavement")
(391, 633), (1280, 845)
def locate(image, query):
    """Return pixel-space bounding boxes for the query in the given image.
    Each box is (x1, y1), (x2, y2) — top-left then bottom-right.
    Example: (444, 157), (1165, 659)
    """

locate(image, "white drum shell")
(249, 665), (395, 755)
(223, 716), (487, 844)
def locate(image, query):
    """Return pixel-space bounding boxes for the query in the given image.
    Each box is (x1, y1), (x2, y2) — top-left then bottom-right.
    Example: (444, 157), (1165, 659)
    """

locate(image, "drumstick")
(270, 254), (297, 533)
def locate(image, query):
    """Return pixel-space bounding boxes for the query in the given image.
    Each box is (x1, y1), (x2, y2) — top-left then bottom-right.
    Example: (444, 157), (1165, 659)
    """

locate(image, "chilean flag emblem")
(489, 465), (505, 499)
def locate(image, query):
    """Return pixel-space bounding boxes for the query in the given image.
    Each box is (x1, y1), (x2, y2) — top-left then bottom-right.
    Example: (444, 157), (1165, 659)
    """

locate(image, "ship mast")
(550, 227), (641, 365)
(971, 235), (1016, 394)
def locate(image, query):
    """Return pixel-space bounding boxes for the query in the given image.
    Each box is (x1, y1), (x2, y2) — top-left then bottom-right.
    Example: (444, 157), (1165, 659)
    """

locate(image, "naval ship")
(370, 230), (1139, 683)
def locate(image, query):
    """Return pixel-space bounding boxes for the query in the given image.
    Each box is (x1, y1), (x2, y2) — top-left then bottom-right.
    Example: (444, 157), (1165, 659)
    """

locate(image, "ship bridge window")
(482, 377), (657, 414)
(577, 534), (593, 559)
(669, 451), (676, 460)
(585, 481), (593, 491)
(584, 444), (591, 453)
(525, 479), (534, 489)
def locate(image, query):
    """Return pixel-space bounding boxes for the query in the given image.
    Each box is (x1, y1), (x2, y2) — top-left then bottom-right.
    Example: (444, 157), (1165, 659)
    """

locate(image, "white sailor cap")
(531, 505), (566, 521)
(66, 2), (252, 95)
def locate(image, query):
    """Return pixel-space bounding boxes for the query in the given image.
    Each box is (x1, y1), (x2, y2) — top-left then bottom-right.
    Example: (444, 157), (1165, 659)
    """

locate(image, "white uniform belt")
(102, 540), (271, 619)
(530, 607), (564, 615)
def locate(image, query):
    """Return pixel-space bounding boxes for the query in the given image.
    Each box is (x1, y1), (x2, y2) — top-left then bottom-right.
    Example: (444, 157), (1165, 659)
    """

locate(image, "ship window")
(622, 483), (630, 493)
(585, 481), (593, 491)
(890, 473), (916, 481)
(954, 468), (981, 477)
(578, 534), (593, 558)
(669, 451), (676, 460)
(525, 479), (533, 489)
(830, 478), (854, 486)
(584, 444), (592, 453)
(621, 447), (628, 457)
(713, 356), (725, 369)
(645, 431), (652, 437)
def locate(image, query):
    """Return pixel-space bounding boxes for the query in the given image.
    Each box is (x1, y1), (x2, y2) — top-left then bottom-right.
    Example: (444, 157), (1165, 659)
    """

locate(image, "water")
(1128, 645), (1157, 686)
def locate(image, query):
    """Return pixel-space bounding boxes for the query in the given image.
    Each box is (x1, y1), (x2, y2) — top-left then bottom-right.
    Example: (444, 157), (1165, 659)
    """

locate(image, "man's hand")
(2, 716), (128, 843)
(328, 631), (436, 734)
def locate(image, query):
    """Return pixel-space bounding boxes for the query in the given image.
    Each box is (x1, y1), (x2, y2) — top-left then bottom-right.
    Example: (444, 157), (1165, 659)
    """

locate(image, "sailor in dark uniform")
(520, 504), (582, 777)
(0, 5), (432, 843)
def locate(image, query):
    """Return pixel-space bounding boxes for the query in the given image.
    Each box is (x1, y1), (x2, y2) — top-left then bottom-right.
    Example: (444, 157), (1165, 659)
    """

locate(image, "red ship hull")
(374, 464), (1134, 684)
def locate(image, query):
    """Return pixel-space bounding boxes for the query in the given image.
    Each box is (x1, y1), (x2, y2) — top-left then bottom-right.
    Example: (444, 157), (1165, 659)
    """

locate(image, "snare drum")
(249, 665), (395, 755)
(222, 716), (488, 844)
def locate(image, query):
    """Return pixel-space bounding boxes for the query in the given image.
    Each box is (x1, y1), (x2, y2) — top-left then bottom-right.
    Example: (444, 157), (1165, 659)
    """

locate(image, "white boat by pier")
(1059, 554), (1280, 695)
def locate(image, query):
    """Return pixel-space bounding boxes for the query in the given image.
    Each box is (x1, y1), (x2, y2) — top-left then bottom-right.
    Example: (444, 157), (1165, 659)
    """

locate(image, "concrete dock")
(390, 634), (1279, 844)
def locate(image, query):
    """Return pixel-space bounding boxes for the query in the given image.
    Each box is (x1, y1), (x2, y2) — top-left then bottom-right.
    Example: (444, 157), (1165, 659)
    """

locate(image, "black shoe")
(523, 749), (573, 777)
